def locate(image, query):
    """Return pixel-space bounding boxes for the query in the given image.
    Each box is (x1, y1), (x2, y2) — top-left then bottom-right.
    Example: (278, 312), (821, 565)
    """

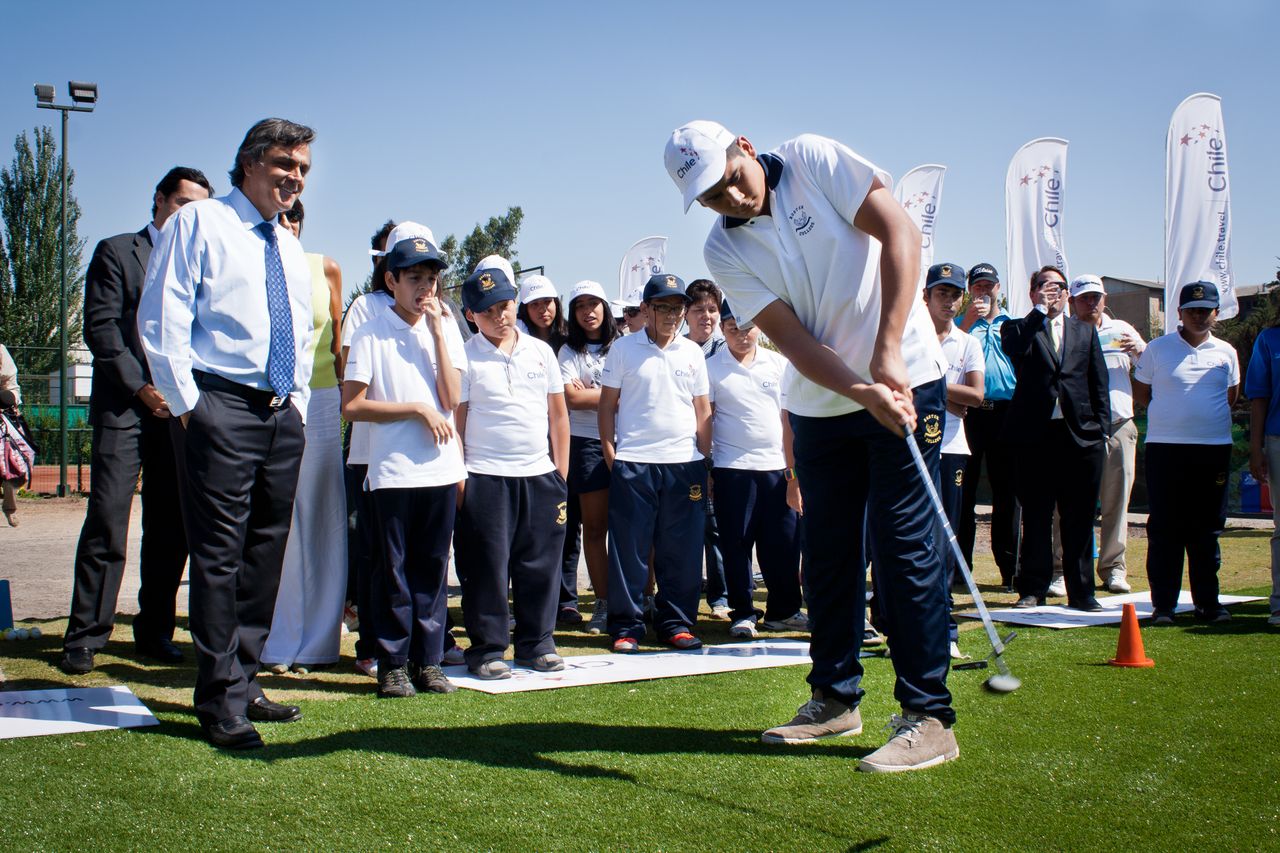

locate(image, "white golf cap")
(665, 120), (737, 212)
(371, 221), (436, 256)
(567, 280), (609, 306)
(1069, 274), (1105, 298)
(474, 254), (516, 291)
(518, 274), (559, 304)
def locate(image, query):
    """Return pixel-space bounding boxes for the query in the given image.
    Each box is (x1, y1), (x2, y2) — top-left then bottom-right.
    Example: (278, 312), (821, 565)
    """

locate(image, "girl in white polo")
(707, 301), (805, 639)
(558, 280), (619, 635)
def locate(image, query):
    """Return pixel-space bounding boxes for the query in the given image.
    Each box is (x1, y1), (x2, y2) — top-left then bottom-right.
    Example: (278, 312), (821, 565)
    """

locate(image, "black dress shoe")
(1013, 595), (1043, 609)
(1070, 599), (1105, 613)
(59, 647), (95, 675)
(204, 715), (264, 749)
(135, 637), (184, 664)
(247, 696), (302, 723)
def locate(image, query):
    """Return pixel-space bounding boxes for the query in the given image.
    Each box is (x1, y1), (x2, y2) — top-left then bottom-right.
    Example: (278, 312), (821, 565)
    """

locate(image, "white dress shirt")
(137, 188), (314, 419)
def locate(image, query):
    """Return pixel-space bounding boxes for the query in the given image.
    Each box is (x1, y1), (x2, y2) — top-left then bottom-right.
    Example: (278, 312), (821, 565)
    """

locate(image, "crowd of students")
(331, 223), (808, 697)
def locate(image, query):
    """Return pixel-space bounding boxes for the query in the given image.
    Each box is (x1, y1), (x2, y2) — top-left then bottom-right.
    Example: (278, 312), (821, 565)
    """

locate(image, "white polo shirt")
(558, 341), (608, 440)
(460, 331), (564, 477)
(707, 346), (788, 471)
(939, 325), (984, 456)
(1095, 315), (1143, 422)
(1135, 331), (1239, 446)
(342, 291), (394, 467)
(345, 309), (468, 490)
(703, 135), (945, 418)
(600, 331), (708, 464)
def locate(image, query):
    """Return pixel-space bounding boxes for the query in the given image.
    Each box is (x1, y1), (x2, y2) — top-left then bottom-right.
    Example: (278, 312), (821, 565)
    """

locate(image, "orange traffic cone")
(1109, 602), (1154, 668)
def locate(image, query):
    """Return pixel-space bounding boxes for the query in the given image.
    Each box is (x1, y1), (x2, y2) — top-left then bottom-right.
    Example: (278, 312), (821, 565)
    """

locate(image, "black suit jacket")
(84, 227), (153, 427)
(999, 307), (1111, 447)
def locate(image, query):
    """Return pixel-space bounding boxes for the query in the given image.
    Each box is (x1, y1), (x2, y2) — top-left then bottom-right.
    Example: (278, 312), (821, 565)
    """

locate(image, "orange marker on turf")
(1109, 602), (1155, 668)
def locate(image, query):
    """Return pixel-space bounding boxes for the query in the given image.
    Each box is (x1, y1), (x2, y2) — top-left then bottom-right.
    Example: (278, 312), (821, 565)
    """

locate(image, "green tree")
(440, 206), (524, 295)
(344, 207), (525, 310)
(0, 126), (85, 376)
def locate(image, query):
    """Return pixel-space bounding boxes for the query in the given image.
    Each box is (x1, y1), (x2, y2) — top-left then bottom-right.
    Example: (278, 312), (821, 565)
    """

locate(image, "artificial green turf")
(3, 594), (1278, 851)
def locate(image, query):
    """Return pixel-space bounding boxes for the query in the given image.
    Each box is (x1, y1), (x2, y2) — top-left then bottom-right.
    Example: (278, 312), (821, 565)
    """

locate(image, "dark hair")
(517, 297), (568, 350)
(565, 294), (619, 354)
(280, 198), (304, 234)
(1030, 265), (1066, 290)
(369, 219), (396, 293)
(152, 166), (212, 218)
(229, 118), (316, 188)
(686, 278), (723, 306)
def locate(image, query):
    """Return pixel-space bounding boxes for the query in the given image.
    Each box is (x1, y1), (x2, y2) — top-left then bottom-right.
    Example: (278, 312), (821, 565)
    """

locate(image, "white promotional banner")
(0, 685), (159, 740)
(1166, 93), (1236, 321)
(617, 236), (667, 304)
(894, 164), (946, 289)
(1005, 138), (1069, 317)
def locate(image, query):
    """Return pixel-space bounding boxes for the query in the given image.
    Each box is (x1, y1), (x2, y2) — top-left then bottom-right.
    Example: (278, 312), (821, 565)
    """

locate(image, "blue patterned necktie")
(257, 222), (295, 398)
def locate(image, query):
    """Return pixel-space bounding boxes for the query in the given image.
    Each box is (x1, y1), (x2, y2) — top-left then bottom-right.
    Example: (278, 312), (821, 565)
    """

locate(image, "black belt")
(194, 370), (291, 410)
(979, 399), (1011, 411)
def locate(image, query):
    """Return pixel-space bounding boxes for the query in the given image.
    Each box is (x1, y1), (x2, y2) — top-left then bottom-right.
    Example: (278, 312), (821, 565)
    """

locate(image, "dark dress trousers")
(64, 228), (188, 652)
(1000, 308), (1111, 606)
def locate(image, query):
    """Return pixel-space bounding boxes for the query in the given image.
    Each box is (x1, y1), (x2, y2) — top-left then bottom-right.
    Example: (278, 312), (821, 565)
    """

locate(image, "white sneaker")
(949, 641), (970, 660)
(730, 617), (758, 638)
(858, 713), (959, 773)
(710, 604), (732, 620)
(761, 611), (810, 631)
(1047, 576), (1067, 597)
(1104, 571), (1131, 594)
(441, 645), (466, 666)
(586, 600), (608, 635)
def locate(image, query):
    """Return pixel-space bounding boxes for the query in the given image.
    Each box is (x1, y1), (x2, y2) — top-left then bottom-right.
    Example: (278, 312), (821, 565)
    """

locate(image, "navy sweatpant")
(607, 459), (707, 640)
(455, 472), (568, 665)
(712, 467), (802, 622)
(1145, 442), (1230, 614)
(370, 485), (457, 667)
(790, 379), (954, 725)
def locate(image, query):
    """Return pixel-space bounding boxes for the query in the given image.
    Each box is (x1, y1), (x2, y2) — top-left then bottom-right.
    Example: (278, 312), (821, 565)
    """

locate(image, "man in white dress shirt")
(138, 118), (316, 749)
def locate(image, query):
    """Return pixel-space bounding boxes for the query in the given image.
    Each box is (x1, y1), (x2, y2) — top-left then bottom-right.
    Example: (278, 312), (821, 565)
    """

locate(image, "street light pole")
(35, 81), (96, 497)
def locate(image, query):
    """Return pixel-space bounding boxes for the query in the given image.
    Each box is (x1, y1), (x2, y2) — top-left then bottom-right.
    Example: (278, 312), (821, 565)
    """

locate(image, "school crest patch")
(689, 484), (703, 502)
(1215, 472), (1227, 486)
(954, 469), (963, 486)
(556, 501), (568, 525)
(922, 414), (943, 445)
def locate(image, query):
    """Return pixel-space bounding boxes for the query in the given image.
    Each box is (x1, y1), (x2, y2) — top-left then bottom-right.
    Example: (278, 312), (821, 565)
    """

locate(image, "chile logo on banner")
(894, 164), (947, 290)
(1166, 93), (1235, 322)
(1005, 138), (1069, 317)
(618, 236), (667, 305)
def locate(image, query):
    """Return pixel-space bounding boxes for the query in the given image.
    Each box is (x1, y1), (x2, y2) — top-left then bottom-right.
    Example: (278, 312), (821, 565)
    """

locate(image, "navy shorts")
(568, 435), (610, 494)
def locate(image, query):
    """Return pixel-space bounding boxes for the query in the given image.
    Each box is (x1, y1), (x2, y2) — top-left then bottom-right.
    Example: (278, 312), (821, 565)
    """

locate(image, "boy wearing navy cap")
(342, 233), (466, 698)
(923, 263), (984, 654)
(667, 120), (956, 772)
(599, 272), (712, 652)
(455, 267), (571, 679)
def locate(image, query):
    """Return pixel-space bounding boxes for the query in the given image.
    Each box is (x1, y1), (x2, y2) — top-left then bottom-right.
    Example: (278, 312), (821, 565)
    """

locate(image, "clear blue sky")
(1, 1), (1276, 300)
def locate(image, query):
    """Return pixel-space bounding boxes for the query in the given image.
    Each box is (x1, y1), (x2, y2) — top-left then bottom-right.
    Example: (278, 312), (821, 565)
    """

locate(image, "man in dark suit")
(60, 167), (213, 675)
(1000, 265), (1110, 611)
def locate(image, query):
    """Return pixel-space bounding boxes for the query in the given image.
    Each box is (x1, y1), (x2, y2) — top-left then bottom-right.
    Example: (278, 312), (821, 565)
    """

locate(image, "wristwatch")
(783, 467), (798, 482)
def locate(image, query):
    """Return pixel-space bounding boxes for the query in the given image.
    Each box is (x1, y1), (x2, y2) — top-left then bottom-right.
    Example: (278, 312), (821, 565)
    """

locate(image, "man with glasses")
(599, 273), (712, 653)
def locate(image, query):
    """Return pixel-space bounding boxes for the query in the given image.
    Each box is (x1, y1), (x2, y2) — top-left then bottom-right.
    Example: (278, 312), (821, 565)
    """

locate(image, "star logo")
(1020, 174), (1031, 186)
(1180, 134), (1192, 146)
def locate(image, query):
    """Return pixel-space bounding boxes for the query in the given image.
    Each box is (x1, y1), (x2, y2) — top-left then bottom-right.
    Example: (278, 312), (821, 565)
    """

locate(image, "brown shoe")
(761, 689), (862, 744)
(858, 712), (959, 773)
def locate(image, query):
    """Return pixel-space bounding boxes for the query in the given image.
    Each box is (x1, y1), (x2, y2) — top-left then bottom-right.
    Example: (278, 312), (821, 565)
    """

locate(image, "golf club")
(903, 428), (1022, 693)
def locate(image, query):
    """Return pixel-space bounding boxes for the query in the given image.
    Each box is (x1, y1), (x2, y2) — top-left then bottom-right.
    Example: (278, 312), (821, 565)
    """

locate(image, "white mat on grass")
(958, 591), (1262, 629)
(445, 639), (814, 693)
(0, 685), (158, 740)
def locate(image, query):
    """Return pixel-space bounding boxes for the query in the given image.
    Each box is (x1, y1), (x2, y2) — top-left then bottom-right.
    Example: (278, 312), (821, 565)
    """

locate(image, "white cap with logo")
(568, 280), (609, 306)
(518, 274), (559, 304)
(474, 254), (516, 291)
(665, 120), (737, 212)
(1069, 274), (1106, 298)
(371, 221), (437, 256)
